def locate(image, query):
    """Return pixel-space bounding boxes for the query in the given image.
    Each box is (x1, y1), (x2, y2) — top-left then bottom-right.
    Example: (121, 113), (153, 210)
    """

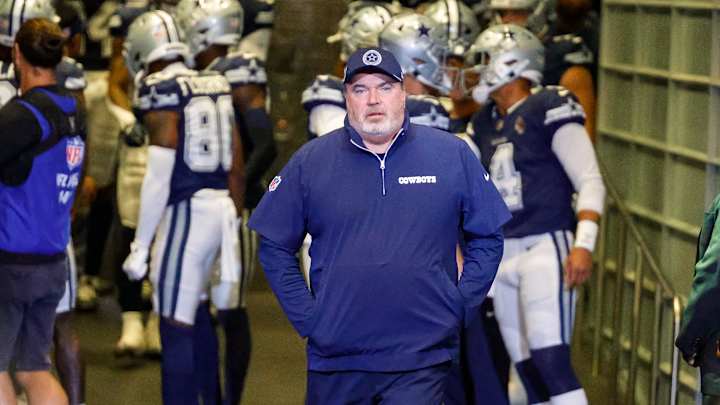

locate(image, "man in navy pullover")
(249, 47), (511, 404)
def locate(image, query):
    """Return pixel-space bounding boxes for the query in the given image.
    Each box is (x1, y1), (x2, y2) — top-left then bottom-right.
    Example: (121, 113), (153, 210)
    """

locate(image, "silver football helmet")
(465, 24), (543, 103)
(489, 0), (550, 38)
(379, 13), (451, 94)
(422, 0), (481, 57)
(123, 10), (192, 76)
(0, 0), (57, 47)
(328, 3), (393, 62)
(176, 0), (244, 57)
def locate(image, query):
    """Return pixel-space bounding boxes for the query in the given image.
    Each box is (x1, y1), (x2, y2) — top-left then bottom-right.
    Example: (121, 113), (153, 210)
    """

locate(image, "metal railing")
(579, 159), (687, 404)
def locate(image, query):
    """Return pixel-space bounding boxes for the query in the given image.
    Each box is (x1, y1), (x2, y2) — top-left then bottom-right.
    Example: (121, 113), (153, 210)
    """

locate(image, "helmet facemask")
(464, 24), (544, 103)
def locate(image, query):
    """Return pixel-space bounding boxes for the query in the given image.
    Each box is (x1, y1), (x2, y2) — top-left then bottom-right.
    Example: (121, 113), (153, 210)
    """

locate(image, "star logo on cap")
(362, 49), (382, 66)
(418, 24), (431, 38)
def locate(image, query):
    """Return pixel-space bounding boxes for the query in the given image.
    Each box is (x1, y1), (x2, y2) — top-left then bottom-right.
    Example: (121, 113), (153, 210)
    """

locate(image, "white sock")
(551, 388), (587, 405)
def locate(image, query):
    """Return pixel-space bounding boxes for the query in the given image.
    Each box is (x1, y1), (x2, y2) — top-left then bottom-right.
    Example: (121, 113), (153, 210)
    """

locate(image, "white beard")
(358, 115), (402, 137)
(356, 100), (405, 138)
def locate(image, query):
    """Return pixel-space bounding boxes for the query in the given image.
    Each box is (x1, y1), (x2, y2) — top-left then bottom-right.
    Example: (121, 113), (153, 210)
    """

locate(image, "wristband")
(574, 219), (599, 252)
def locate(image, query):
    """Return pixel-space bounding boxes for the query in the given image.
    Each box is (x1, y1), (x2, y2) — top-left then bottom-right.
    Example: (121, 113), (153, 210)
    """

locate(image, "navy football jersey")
(109, 0), (150, 38)
(406, 94), (450, 131)
(470, 86), (585, 238)
(240, 0), (274, 36)
(134, 63), (235, 205)
(542, 34), (594, 87)
(0, 58), (86, 108)
(206, 52), (268, 88)
(301, 74), (345, 112)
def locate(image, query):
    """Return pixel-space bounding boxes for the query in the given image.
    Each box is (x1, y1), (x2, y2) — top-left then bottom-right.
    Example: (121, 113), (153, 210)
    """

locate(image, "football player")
(304, 8), (455, 142)
(422, 0), (481, 134)
(302, 1), (395, 141)
(388, 10), (510, 405)
(121, 10), (245, 405)
(466, 24), (605, 405)
(0, 1), (88, 404)
(106, 0), (166, 359)
(176, 0), (277, 402)
(489, 0), (596, 141)
(379, 13), (473, 151)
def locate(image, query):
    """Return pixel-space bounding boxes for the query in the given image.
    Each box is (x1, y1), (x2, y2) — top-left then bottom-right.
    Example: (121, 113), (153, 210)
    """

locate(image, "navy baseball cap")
(343, 47), (404, 84)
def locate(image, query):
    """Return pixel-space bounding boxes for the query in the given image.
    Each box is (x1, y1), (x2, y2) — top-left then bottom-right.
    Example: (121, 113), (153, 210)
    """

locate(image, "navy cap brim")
(343, 66), (403, 84)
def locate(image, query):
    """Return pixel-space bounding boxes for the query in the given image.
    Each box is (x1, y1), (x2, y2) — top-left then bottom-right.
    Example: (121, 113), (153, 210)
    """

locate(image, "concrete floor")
(73, 290), (307, 405)
(69, 287), (604, 405)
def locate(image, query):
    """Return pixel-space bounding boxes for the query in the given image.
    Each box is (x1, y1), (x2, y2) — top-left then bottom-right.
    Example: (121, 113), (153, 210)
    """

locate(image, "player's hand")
(564, 247), (593, 287)
(123, 242), (149, 281)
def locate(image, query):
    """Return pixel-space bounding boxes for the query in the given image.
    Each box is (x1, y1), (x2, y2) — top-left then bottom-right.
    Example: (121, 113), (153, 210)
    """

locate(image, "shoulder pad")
(211, 52), (267, 86)
(301, 75), (345, 111)
(135, 68), (195, 111)
(56, 57), (86, 91)
(407, 95), (450, 131)
(533, 87), (586, 127)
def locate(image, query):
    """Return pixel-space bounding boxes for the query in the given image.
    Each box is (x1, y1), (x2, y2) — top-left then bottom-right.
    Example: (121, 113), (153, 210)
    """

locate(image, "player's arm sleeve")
(241, 106), (276, 190)
(249, 151), (314, 336)
(132, 145), (175, 248)
(677, 199), (720, 356)
(551, 122), (605, 214)
(308, 104), (346, 138)
(0, 102), (42, 166)
(457, 143), (512, 325)
(132, 106), (179, 247)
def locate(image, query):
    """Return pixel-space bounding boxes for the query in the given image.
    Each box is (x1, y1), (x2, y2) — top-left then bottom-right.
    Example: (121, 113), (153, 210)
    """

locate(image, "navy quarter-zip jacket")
(249, 115), (511, 372)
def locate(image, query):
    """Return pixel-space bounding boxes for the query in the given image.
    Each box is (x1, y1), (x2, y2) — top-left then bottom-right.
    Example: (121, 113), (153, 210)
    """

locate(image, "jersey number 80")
(183, 95), (234, 173)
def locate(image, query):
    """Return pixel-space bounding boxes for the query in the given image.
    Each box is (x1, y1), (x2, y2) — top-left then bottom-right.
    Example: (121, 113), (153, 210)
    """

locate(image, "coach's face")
(345, 72), (406, 142)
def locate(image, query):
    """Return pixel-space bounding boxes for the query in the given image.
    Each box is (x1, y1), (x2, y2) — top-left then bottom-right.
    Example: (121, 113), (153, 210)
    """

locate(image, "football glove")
(123, 242), (149, 281)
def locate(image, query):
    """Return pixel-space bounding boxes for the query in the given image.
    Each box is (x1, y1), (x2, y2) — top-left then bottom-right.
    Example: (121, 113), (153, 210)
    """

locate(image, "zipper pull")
(380, 160), (385, 170)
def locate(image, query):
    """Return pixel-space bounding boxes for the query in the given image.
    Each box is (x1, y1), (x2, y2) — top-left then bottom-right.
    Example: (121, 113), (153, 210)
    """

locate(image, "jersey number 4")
(184, 95), (234, 173)
(489, 143), (524, 212)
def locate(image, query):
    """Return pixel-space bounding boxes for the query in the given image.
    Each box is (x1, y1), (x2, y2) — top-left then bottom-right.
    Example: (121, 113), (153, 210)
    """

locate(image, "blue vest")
(0, 87), (85, 260)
